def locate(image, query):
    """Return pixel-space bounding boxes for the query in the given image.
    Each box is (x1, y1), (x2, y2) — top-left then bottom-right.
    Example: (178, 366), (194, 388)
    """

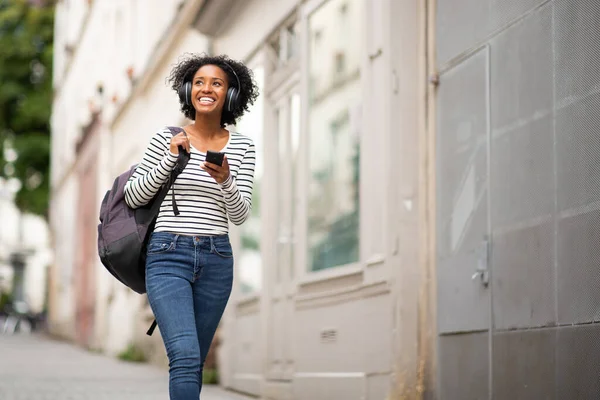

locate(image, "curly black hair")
(167, 53), (259, 127)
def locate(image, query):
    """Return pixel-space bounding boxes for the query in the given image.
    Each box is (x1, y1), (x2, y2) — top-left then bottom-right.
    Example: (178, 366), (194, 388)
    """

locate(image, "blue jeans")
(145, 232), (234, 400)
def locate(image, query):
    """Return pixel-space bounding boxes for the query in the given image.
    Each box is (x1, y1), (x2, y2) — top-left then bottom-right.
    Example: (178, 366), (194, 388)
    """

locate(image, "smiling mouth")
(198, 97), (215, 105)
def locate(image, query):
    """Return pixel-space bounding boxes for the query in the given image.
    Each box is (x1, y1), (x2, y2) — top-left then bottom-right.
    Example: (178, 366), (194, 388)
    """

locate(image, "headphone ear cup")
(178, 82), (192, 106)
(226, 87), (240, 113)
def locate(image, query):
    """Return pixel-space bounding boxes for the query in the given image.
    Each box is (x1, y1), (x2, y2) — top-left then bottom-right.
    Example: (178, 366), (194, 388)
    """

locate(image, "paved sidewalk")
(0, 334), (254, 400)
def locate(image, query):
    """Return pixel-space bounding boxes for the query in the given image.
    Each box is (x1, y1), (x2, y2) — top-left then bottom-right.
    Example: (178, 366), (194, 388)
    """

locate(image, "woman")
(124, 53), (259, 399)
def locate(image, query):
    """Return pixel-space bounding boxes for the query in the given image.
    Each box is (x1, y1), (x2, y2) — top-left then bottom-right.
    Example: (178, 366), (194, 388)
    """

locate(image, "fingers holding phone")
(201, 151), (230, 184)
(205, 150), (224, 166)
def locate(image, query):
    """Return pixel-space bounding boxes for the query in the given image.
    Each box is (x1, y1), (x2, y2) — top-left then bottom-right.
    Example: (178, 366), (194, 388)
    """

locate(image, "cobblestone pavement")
(0, 334), (254, 400)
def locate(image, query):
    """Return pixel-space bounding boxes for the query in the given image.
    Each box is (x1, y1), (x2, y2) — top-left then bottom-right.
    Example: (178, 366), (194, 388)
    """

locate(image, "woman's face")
(190, 64), (229, 116)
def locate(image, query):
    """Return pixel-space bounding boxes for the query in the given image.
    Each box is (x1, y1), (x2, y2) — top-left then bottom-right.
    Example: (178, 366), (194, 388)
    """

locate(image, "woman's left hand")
(201, 155), (231, 184)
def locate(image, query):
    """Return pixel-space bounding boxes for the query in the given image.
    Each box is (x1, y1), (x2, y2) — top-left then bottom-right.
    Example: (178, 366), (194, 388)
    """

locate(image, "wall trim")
(235, 295), (261, 316)
(295, 280), (390, 310)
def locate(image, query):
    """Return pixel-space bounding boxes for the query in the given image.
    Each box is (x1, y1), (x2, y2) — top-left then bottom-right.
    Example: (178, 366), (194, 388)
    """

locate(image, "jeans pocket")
(147, 240), (175, 255)
(211, 241), (233, 258)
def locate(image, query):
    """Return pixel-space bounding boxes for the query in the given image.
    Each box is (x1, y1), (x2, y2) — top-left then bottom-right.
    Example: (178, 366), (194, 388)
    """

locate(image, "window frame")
(297, 0), (365, 284)
(230, 50), (267, 301)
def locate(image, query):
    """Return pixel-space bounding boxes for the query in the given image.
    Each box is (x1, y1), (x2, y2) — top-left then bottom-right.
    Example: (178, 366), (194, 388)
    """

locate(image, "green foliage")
(0, 290), (13, 310)
(117, 344), (147, 363)
(202, 368), (219, 384)
(240, 233), (259, 251)
(0, 0), (55, 217)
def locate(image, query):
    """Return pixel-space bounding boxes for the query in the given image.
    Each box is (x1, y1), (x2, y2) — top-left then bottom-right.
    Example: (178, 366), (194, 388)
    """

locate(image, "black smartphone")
(205, 150), (225, 166)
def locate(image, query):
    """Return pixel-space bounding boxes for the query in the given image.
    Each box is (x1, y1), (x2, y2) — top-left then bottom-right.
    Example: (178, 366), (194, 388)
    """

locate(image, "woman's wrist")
(219, 174), (233, 189)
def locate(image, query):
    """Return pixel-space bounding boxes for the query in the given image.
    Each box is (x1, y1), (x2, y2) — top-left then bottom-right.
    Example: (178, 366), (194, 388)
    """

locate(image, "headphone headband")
(222, 62), (241, 91)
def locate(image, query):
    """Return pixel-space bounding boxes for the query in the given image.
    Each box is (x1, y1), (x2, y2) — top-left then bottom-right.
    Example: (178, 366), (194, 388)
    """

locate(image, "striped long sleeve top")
(124, 127), (256, 236)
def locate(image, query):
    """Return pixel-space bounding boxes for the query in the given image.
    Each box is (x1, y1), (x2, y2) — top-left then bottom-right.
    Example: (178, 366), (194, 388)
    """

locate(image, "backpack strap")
(169, 127), (190, 216)
(144, 127), (190, 218)
(146, 320), (158, 336)
(145, 127), (190, 336)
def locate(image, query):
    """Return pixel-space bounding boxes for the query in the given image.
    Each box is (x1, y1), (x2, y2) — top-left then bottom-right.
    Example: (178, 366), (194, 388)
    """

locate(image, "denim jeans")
(145, 232), (234, 400)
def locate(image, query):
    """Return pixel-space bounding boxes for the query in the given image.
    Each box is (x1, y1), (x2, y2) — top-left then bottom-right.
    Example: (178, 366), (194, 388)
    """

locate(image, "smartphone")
(205, 150), (225, 166)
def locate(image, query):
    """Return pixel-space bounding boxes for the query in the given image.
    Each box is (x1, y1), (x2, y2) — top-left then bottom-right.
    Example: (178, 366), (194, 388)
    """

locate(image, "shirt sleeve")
(218, 140), (256, 225)
(124, 128), (179, 209)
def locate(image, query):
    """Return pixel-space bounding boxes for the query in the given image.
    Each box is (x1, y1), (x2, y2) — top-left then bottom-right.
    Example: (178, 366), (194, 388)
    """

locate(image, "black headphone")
(178, 62), (241, 113)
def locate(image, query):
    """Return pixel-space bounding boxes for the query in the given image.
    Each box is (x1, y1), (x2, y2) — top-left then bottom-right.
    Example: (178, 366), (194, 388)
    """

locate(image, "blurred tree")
(0, 0), (54, 217)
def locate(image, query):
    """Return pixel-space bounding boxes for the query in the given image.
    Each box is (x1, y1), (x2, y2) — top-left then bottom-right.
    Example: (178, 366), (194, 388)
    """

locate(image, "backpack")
(97, 126), (189, 335)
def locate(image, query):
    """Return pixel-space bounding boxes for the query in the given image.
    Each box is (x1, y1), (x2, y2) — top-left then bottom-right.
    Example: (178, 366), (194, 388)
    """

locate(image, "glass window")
(275, 92), (301, 283)
(268, 20), (299, 67)
(235, 65), (264, 293)
(307, 0), (362, 272)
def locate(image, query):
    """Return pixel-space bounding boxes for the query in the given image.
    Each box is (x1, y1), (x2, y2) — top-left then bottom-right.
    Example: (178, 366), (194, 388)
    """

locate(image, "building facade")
(49, 0), (428, 397)
(50, 0), (600, 399)
(193, 1), (426, 399)
(49, 0), (210, 355)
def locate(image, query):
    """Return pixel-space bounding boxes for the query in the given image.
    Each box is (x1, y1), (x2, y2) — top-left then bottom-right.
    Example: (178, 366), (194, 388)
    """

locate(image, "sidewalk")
(0, 333), (254, 400)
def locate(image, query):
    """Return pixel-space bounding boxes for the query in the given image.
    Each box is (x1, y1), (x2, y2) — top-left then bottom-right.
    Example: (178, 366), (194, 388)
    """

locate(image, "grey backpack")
(97, 127), (189, 334)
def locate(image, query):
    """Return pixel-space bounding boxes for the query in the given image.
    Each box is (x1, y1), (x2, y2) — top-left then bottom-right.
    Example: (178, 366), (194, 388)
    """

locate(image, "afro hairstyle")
(167, 53), (259, 127)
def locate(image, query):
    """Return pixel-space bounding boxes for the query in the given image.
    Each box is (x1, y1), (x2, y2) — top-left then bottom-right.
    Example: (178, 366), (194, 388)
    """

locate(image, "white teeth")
(199, 97), (214, 103)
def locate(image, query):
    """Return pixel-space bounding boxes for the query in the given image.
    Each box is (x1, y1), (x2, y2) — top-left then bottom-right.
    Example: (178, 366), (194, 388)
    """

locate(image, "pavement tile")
(0, 334), (254, 400)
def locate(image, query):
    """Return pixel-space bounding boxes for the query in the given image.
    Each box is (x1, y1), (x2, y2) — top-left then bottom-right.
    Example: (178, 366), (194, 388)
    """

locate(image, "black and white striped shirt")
(124, 127), (255, 235)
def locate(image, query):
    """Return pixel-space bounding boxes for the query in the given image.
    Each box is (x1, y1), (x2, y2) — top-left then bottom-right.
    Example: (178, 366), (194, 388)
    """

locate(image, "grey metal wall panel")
(437, 0), (549, 67)
(556, 324), (600, 398)
(492, 221), (555, 330)
(489, 0), (548, 32)
(490, 116), (554, 227)
(492, 329), (557, 399)
(554, 0), (600, 102)
(488, 7), (555, 333)
(436, 0), (488, 66)
(557, 209), (600, 324)
(555, 92), (600, 211)
(438, 333), (489, 400)
(436, 49), (490, 334)
(490, 5), (553, 133)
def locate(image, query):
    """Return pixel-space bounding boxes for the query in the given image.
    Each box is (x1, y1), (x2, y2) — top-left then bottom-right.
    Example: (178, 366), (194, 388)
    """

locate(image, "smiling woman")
(167, 53), (259, 127)
(122, 53), (260, 399)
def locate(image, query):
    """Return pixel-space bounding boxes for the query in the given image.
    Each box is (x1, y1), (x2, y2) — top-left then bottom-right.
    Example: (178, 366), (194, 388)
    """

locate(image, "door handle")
(472, 237), (490, 287)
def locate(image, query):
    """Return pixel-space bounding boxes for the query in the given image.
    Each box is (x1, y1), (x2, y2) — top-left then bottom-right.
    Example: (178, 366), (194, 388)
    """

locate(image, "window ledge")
(298, 262), (363, 287)
(236, 292), (261, 307)
(365, 253), (385, 267)
(295, 280), (391, 310)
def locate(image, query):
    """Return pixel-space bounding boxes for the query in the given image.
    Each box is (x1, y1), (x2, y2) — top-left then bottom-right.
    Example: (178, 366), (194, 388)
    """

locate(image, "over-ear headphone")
(178, 62), (241, 113)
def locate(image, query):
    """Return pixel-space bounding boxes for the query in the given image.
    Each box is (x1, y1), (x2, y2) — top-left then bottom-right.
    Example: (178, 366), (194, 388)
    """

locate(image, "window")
(235, 65), (265, 293)
(306, 0), (362, 271)
(275, 91), (301, 283)
(268, 19), (299, 67)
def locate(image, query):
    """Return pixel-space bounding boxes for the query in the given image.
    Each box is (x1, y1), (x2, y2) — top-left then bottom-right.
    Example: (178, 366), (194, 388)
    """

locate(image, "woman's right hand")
(170, 132), (190, 154)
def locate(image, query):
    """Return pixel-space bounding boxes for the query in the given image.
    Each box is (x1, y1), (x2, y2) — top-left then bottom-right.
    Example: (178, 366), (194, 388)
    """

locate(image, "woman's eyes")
(194, 80), (222, 87)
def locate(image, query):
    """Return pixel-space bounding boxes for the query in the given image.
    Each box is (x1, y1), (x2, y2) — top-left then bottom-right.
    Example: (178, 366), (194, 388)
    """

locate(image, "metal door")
(435, 47), (491, 399)
(435, 1), (600, 398)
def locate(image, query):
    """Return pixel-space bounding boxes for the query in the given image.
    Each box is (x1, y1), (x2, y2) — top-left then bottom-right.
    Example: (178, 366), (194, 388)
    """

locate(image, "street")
(0, 334), (254, 400)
